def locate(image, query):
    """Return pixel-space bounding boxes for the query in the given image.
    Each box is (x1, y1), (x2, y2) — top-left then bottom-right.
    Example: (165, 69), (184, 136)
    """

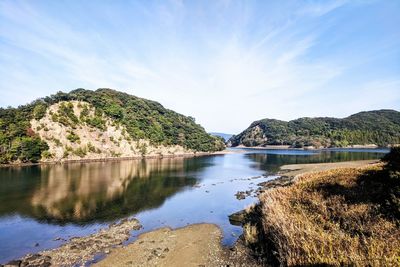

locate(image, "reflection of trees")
(246, 151), (384, 175)
(0, 158), (208, 224)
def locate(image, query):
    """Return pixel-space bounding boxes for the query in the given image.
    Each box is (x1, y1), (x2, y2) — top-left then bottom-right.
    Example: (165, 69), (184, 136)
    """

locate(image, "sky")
(0, 0), (399, 134)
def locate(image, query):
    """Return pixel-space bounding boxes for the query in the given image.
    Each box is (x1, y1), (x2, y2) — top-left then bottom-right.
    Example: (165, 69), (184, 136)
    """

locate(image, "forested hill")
(228, 110), (400, 148)
(0, 89), (225, 164)
(209, 132), (233, 142)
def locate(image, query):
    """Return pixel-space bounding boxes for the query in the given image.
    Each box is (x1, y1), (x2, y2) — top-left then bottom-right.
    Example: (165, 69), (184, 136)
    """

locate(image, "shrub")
(110, 151), (121, 157)
(73, 147), (87, 157)
(41, 150), (53, 159)
(139, 143), (147, 156)
(87, 142), (96, 153)
(85, 116), (106, 130)
(33, 104), (47, 120)
(51, 113), (59, 123)
(10, 136), (48, 162)
(79, 105), (90, 120)
(57, 102), (79, 128)
(66, 131), (80, 143)
(51, 137), (62, 146)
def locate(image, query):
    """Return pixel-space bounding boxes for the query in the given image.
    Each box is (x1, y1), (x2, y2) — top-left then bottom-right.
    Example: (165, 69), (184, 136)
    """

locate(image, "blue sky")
(0, 0), (399, 133)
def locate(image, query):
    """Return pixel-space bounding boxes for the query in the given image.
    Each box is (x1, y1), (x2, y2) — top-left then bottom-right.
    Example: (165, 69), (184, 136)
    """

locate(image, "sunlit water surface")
(0, 148), (388, 263)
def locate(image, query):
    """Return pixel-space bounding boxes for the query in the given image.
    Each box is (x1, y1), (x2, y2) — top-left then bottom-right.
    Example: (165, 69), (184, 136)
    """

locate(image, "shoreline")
(3, 159), (384, 266)
(1, 146), (387, 168)
(93, 223), (224, 267)
(277, 159), (381, 178)
(232, 144), (387, 150)
(93, 223), (259, 267)
(242, 155), (399, 266)
(5, 218), (142, 267)
(5, 221), (258, 267)
(0, 150), (236, 168)
(229, 158), (386, 266)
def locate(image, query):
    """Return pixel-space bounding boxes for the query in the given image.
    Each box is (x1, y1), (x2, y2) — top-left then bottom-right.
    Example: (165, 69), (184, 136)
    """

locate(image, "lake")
(0, 148), (388, 263)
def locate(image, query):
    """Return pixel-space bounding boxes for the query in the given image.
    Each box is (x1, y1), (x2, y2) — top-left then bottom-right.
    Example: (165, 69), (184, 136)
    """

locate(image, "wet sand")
(94, 224), (223, 267)
(94, 223), (259, 267)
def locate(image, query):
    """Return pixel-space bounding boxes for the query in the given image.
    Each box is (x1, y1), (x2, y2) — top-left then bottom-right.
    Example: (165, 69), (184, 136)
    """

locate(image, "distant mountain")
(0, 89), (225, 164)
(228, 110), (400, 148)
(209, 132), (233, 142)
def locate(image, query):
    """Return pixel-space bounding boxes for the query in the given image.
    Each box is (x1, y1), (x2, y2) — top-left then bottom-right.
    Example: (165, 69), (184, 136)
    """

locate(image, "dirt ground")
(94, 224), (260, 267)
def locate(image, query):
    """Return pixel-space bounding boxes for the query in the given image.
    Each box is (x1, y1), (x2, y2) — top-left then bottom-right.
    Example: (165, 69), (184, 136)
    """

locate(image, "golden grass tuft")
(260, 165), (400, 266)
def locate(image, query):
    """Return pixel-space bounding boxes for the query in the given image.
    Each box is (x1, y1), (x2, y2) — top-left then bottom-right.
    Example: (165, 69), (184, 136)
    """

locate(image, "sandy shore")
(7, 221), (259, 267)
(94, 224), (223, 267)
(94, 224), (259, 267)
(278, 159), (380, 178)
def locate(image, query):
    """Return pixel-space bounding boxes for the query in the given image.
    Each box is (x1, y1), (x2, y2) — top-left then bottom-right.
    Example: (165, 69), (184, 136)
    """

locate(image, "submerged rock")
(234, 189), (253, 200)
(228, 210), (248, 226)
(257, 176), (294, 189)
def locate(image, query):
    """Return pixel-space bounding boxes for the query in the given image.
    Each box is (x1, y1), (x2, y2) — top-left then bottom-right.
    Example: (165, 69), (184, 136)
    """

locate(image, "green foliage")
(211, 136), (226, 151)
(110, 151), (121, 157)
(85, 116), (106, 130)
(73, 147), (87, 157)
(138, 143), (148, 156)
(41, 150), (53, 159)
(230, 110), (400, 148)
(10, 136), (48, 163)
(57, 102), (79, 128)
(51, 137), (62, 146)
(33, 104), (47, 120)
(66, 131), (80, 143)
(0, 101), (50, 163)
(79, 105), (90, 120)
(0, 88), (225, 163)
(87, 142), (96, 153)
(104, 103), (123, 119)
(58, 88), (224, 152)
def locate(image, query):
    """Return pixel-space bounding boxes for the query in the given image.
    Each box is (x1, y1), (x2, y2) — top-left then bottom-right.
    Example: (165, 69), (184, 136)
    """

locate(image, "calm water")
(0, 148), (388, 263)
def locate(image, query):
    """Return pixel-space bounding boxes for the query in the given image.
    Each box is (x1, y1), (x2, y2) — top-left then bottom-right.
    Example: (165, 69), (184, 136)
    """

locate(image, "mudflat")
(94, 224), (223, 267)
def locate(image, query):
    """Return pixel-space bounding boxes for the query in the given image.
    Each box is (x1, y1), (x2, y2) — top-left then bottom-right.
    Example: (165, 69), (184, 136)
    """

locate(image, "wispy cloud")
(0, 0), (399, 133)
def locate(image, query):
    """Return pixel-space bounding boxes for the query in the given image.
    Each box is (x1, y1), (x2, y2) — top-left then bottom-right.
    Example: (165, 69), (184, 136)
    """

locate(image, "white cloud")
(0, 0), (399, 133)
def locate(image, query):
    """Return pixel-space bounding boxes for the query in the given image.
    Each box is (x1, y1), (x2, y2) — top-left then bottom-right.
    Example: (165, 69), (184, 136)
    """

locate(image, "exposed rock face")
(31, 101), (192, 162)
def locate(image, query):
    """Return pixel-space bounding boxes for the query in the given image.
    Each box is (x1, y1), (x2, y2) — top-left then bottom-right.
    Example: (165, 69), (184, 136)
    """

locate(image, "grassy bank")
(253, 148), (400, 266)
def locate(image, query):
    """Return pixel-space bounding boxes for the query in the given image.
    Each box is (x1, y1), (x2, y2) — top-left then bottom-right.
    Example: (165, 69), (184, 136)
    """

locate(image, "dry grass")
(260, 164), (400, 266)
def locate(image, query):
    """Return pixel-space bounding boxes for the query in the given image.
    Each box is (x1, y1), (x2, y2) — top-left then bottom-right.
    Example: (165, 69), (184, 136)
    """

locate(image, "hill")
(228, 110), (400, 148)
(0, 89), (225, 164)
(209, 132), (233, 142)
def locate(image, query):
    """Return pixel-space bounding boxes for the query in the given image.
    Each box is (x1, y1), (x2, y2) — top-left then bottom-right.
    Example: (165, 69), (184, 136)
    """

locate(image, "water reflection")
(0, 158), (209, 224)
(0, 149), (388, 263)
